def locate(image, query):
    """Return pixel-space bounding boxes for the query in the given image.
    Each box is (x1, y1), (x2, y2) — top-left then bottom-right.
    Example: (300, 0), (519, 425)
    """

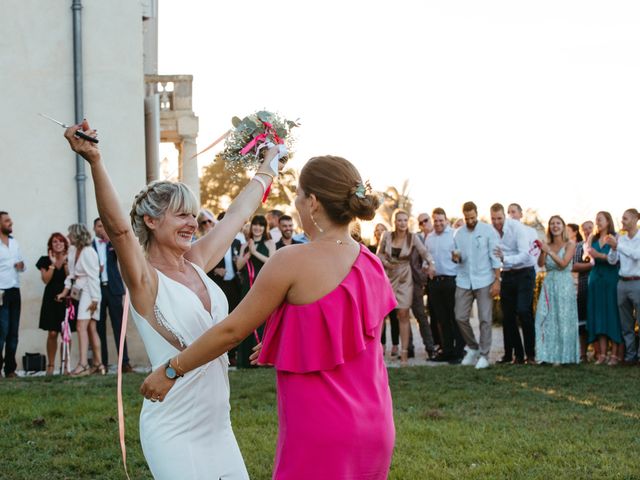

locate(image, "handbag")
(70, 285), (83, 301)
(22, 352), (46, 372)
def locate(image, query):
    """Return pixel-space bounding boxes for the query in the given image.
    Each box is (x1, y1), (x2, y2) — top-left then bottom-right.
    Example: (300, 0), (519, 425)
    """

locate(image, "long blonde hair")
(546, 215), (569, 243)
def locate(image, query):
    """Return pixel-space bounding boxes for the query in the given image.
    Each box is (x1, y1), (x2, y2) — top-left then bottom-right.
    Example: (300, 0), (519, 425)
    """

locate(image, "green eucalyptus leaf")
(231, 116), (242, 127)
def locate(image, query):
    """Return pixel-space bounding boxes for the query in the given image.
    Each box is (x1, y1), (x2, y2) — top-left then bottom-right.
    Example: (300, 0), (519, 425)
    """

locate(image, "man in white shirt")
(427, 208), (465, 363)
(492, 203), (537, 364)
(453, 202), (502, 369)
(606, 208), (640, 364)
(0, 212), (25, 378)
(266, 209), (283, 243)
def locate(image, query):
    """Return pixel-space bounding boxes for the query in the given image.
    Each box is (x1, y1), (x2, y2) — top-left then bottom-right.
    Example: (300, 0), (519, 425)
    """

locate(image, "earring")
(310, 213), (324, 233)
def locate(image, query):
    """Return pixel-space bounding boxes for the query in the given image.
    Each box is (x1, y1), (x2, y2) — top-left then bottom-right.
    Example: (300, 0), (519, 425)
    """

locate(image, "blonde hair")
(129, 180), (199, 250)
(68, 223), (92, 248)
(546, 215), (569, 243)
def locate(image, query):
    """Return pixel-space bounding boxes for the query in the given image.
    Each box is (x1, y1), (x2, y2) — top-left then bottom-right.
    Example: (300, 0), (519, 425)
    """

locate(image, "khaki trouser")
(455, 285), (493, 357)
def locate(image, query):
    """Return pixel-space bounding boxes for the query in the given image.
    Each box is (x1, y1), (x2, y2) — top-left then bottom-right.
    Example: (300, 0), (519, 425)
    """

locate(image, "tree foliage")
(200, 153), (299, 217)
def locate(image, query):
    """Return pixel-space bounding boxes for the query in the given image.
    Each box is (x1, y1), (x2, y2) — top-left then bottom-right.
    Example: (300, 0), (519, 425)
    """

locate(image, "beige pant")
(455, 285), (494, 357)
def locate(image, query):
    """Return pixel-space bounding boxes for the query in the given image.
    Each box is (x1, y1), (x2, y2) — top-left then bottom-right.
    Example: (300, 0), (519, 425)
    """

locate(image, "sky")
(158, 0), (640, 227)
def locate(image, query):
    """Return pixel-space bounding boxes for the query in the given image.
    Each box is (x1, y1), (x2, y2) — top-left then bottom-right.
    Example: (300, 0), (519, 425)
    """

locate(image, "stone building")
(0, 0), (198, 369)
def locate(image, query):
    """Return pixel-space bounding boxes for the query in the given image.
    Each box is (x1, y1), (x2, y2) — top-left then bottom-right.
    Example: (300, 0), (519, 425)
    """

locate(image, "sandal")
(595, 354), (607, 365)
(91, 364), (107, 376)
(400, 349), (409, 367)
(46, 364), (55, 376)
(70, 364), (91, 377)
(607, 356), (619, 367)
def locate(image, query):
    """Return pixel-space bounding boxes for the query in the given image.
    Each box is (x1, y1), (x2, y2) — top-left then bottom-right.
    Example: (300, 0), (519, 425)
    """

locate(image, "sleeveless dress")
(586, 239), (621, 343)
(35, 256), (75, 332)
(258, 246), (397, 479)
(130, 263), (249, 480)
(534, 246), (580, 364)
(237, 239), (270, 368)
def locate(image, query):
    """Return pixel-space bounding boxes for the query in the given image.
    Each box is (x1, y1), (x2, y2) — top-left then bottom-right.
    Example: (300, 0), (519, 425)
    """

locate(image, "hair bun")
(347, 192), (380, 221)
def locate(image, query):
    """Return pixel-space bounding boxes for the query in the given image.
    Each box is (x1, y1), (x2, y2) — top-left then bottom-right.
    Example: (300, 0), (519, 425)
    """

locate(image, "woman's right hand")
(64, 119), (100, 165)
(257, 144), (287, 176)
(55, 293), (65, 302)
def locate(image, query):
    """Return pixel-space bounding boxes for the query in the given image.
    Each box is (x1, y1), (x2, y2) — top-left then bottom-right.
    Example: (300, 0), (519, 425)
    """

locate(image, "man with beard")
(275, 215), (302, 249)
(453, 202), (501, 369)
(0, 212), (25, 378)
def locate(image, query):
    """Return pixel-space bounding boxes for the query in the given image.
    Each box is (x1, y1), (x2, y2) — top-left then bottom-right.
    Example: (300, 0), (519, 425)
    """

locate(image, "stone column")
(180, 135), (199, 200)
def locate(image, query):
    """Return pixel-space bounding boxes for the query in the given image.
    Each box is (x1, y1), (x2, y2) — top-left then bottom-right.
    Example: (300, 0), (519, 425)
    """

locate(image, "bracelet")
(173, 355), (186, 377)
(252, 175), (268, 195)
(256, 171), (275, 180)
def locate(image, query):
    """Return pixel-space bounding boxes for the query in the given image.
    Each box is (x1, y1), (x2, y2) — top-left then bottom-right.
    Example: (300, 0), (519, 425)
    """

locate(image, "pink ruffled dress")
(258, 245), (397, 479)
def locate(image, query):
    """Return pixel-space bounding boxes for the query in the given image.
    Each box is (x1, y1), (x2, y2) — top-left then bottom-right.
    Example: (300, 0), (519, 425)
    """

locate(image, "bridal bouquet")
(222, 110), (299, 174)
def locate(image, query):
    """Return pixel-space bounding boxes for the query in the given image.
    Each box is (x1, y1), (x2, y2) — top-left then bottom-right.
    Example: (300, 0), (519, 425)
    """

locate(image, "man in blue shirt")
(453, 202), (501, 369)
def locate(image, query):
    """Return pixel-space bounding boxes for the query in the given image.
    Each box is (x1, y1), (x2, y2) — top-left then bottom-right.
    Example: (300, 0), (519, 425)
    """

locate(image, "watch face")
(165, 366), (177, 379)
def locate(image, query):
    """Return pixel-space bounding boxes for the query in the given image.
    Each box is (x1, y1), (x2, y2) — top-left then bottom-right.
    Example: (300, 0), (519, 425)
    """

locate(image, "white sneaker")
(475, 356), (490, 369)
(461, 349), (480, 366)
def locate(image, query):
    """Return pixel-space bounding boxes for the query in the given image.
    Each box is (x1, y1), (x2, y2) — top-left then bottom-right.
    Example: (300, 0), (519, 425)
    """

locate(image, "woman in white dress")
(55, 223), (104, 376)
(63, 120), (282, 479)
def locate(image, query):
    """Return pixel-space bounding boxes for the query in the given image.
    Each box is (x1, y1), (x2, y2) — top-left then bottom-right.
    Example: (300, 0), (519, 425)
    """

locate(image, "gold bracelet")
(173, 355), (186, 377)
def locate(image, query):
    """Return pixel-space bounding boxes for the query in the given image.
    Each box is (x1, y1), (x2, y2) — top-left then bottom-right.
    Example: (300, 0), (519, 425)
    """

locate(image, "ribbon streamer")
(190, 130), (231, 160)
(117, 291), (132, 480)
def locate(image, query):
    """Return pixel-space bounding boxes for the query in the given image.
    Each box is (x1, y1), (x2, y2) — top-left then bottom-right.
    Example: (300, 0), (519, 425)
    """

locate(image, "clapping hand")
(494, 247), (504, 261)
(604, 234), (617, 249)
(248, 239), (257, 255)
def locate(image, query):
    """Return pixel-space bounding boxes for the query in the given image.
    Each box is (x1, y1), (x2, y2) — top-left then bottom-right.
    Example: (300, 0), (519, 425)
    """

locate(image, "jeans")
(0, 288), (21, 375)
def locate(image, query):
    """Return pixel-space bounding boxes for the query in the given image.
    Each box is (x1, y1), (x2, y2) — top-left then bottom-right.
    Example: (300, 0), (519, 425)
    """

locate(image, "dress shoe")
(432, 354), (452, 363)
(5, 372), (17, 378)
(121, 363), (134, 373)
(495, 357), (513, 365)
(511, 358), (525, 365)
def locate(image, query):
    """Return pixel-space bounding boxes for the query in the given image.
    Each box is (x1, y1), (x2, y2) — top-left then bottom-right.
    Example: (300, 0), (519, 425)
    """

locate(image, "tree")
(200, 153), (298, 217)
(377, 180), (413, 226)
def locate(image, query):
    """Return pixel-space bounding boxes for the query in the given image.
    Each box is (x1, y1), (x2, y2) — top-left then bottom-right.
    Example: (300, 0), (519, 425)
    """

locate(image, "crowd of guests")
(0, 203), (638, 376)
(371, 203), (640, 369)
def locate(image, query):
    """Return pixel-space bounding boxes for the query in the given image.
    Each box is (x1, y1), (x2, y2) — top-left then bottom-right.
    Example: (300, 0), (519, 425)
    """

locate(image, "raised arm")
(64, 122), (154, 314)
(186, 146), (285, 273)
(140, 247), (297, 400)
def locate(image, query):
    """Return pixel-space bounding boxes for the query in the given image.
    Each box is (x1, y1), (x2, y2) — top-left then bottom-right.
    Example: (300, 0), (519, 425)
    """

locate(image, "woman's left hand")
(140, 367), (176, 402)
(248, 239), (257, 255)
(87, 301), (99, 315)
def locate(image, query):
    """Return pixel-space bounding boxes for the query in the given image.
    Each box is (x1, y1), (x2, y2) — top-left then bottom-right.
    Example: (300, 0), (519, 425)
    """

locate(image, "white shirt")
(269, 227), (282, 243)
(223, 247), (235, 281)
(0, 236), (24, 289)
(94, 238), (109, 283)
(494, 218), (532, 270)
(608, 231), (640, 277)
(426, 226), (458, 276)
(454, 222), (501, 290)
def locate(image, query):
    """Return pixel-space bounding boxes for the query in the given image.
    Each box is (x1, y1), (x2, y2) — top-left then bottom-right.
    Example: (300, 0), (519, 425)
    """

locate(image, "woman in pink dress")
(142, 155), (397, 479)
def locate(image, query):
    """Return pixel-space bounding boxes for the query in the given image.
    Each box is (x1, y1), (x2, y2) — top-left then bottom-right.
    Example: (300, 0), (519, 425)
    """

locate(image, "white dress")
(130, 263), (249, 480)
(64, 246), (101, 321)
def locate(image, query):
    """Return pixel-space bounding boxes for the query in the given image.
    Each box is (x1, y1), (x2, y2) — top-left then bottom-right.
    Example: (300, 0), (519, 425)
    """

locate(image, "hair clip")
(354, 180), (372, 199)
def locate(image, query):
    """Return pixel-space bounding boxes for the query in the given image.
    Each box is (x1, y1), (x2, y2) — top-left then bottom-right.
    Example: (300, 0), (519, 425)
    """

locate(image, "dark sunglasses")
(418, 219), (430, 225)
(199, 219), (213, 226)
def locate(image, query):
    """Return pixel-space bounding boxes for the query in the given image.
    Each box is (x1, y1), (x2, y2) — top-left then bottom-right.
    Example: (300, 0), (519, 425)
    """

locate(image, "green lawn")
(1, 365), (639, 479)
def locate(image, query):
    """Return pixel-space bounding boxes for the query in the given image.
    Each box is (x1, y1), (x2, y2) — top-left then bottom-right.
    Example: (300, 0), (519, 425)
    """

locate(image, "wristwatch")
(164, 359), (183, 380)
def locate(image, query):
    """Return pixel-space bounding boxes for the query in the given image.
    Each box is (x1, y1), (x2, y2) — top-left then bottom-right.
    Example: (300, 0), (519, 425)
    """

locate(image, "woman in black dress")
(234, 215), (276, 368)
(36, 232), (72, 375)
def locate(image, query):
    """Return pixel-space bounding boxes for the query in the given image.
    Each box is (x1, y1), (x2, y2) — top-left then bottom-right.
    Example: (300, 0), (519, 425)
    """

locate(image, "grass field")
(1, 364), (639, 480)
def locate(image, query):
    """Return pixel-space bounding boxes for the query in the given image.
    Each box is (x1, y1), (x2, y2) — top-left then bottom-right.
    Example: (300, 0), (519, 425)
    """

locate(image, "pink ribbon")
(62, 300), (74, 345)
(117, 291), (132, 480)
(240, 133), (268, 156)
(246, 260), (261, 343)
